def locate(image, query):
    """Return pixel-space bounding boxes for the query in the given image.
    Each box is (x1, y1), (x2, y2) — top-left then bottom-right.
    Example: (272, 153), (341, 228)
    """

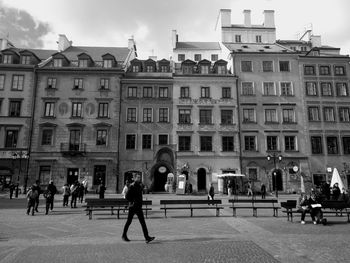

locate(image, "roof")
(27, 49), (57, 60)
(276, 40), (309, 45)
(223, 43), (293, 53)
(175, 42), (221, 50)
(61, 46), (130, 62)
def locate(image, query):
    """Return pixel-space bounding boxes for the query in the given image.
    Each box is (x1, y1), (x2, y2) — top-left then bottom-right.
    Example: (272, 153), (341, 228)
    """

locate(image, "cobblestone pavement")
(0, 194), (349, 263)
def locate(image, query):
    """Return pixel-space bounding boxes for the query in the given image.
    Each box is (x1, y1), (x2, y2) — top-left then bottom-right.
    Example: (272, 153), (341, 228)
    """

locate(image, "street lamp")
(12, 151), (29, 197)
(267, 153), (282, 198)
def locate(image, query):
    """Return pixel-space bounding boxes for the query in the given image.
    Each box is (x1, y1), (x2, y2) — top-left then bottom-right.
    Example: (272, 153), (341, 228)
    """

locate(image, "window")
(178, 54), (185, 61)
(244, 136), (256, 151)
(194, 54), (201, 61)
(100, 79), (109, 90)
(44, 102), (55, 117)
(282, 109), (295, 123)
(159, 87), (168, 98)
(221, 110), (233, 124)
(179, 109), (191, 124)
(103, 59), (113, 68)
(127, 108), (137, 122)
(321, 83), (332, 96)
(235, 35), (241, 43)
(128, 86), (137, 98)
(159, 108), (169, 123)
(334, 66), (345, 75)
(132, 65), (140, 72)
(142, 134), (152, 149)
(267, 136), (278, 151)
(143, 108), (152, 122)
(285, 136), (296, 151)
(308, 107), (320, 121)
(69, 129), (81, 151)
(265, 109), (277, 123)
(47, 78), (57, 89)
(98, 103), (109, 118)
(319, 65), (330, 75)
(324, 107), (335, 122)
(160, 65), (168, 72)
(222, 136), (234, 151)
(336, 83), (349, 96)
(73, 78), (83, 89)
(72, 102), (82, 117)
(262, 61), (273, 72)
(263, 82), (275, 95)
(143, 87), (152, 98)
(222, 87), (231, 98)
(41, 129), (53, 146)
(179, 136), (191, 151)
(241, 61), (252, 72)
(301, 46), (307, 52)
(327, 136), (338, 154)
(5, 130), (18, 148)
(158, 134), (168, 145)
(126, 134), (136, 149)
(280, 82), (293, 96)
(200, 65), (209, 74)
(182, 65), (193, 74)
(79, 59), (88, 67)
(21, 55), (31, 65)
(279, 61), (290, 72)
(199, 109), (212, 124)
(146, 65), (154, 72)
(211, 54), (218, 61)
(9, 101), (21, 117)
(0, 75), (4, 90)
(180, 87), (189, 98)
(200, 136), (212, 151)
(339, 107), (350, 122)
(343, 137), (350, 154)
(3, 55), (12, 64)
(217, 65), (226, 74)
(305, 82), (318, 96)
(304, 65), (315, 75)
(201, 87), (210, 98)
(39, 166), (51, 185)
(96, 129), (107, 146)
(12, 75), (24, 90)
(311, 136), (323, 154)
(243, 109), (255, 122)
(53, 59), (62, 67)
(242, 82), (254, 95)
(256, 35), (262, 43)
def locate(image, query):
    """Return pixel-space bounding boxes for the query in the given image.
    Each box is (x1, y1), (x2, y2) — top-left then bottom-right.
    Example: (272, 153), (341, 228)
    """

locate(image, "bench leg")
(111, 207), (114, 215)
(117, 209), (120, 219)
(164, 209), (167, 218)
(89, 210), (92, 220)
(253, 208), (257, 217)
(190, 208), (193, 217)
(290, 212), (293, 222)
(232, 208), (236, 217)
(216, 208), (219, 217)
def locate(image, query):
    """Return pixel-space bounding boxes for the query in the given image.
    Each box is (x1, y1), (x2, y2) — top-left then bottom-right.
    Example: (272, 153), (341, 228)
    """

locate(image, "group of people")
(26, 180), (57, 216)
(62, 181), (87, 208)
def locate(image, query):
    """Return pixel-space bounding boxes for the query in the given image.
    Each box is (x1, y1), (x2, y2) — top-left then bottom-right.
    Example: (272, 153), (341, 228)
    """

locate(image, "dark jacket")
(47, 184), (57, 196)
(125, 182), (143, 208)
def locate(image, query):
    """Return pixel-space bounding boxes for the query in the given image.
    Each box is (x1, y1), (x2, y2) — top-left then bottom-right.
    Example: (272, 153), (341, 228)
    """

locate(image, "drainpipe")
(116, 73), (124, 193)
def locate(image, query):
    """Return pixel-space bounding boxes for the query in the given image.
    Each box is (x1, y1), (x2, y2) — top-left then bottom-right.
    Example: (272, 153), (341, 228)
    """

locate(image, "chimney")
(219, 9), (231, 27)
(172, 30), (178, 49)
(128, 38), (136, 50)
(243, 10), (251, 27)
(58, 34), (72, 52)
(263, 10), (275, 28)
(310, 35), (322, 47)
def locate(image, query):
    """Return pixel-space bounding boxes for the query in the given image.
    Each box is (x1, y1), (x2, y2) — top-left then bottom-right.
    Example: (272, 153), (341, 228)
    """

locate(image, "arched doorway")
(153, 165), (170, 192)
(197, 168), (207, 192)
(272, 169), (283, 191)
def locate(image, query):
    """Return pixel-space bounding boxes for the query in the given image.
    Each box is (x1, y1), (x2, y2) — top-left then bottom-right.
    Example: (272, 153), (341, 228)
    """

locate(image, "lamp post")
(12, 151), (29, 197)
(267, 153), (282, 198)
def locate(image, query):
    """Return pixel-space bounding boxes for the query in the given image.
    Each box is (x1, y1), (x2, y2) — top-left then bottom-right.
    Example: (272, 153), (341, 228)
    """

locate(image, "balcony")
(60, 143), (86, 156)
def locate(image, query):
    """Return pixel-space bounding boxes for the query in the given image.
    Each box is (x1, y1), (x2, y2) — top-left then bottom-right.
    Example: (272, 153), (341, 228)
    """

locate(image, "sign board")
(176, 174), (186, 195)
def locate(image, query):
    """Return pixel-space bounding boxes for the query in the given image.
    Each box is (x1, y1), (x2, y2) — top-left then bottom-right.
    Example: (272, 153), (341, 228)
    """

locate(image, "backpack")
(29, 189), (38, 200)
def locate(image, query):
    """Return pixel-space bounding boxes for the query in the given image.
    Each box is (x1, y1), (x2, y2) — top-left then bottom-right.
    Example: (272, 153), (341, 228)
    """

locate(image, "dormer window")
(103, 59), (113, 68)
(79, 59), (88, 67)
(3, 55), (12, 64)
(160, 65), (168, 72)
(53, 59), (63, 67)
(183, 65), (193, 74)
(21, 55), (31, 65)
(132, 65), (140, 72)
(146, 65), (154, 72)
(217, 65), (226, 74)
(200, 65), (209, 74)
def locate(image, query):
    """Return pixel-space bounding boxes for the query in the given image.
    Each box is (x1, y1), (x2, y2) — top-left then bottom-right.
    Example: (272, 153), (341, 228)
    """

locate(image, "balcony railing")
(60, 143), (86, 156)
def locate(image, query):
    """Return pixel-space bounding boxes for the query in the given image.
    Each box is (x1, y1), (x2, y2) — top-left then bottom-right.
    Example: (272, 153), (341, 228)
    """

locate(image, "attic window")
(53, 59), (63, 67)
(79, 59), (88, 67)
(21, 55), (31, 65)
(132, 65), (140, 72)
(103, 59), (113, 68)
(3, 54), (12, 64)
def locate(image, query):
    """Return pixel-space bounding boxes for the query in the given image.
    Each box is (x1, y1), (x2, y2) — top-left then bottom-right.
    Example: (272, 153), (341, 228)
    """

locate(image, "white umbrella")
(300, 175), (305, 193)
(330, 168), (345, 193)
(217, 173), (245, 177)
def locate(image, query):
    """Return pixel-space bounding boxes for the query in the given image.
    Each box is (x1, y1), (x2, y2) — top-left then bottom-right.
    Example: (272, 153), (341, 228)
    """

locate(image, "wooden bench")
(160, 199), (223, 217)
(84, 198), (152, 220)
(228, 199), (280, 217)
(282, 200), (350, 223)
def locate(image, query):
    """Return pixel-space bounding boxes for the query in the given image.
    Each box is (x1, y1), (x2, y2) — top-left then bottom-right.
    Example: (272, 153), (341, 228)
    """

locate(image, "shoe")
(45, 212), (48, 215)
(122, 236), (130, 242)
(145, 236), (155, 244)
(301, 221), (305, 224)
(321, 218), (327, 225)
(313, 221), (317, 225)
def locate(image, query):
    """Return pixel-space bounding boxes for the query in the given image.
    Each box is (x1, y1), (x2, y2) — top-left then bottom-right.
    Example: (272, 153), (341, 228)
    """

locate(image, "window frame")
(126, 108), (137, 122)
(305, 82), (318, 96)
(44, 102), (55, 117)
(98, 102), (109, 118)
(263, 82), (276, 96)
(143, 86), (153, 98)
(96, 129), (108, 146)
(41, 128), (53, 146)
(244, 136), (256, 151)
(241, 82), (255, 96)
(126, 134), (136, 150)
(200, 136), (213, 152)
(142, 108), (153, 123)
(326, 136), (339, 154)
(73, 78), (83, 90)
(178, 109), (191, 124)
(180, 87), (190, 98)
(8, 100), (21, 117)
(311, 136), (323, 154)
(178, 136), (191, 151)
(241, 61), (252, 72)
(11, 75), (24, 91)
(158, 107), (169, 123)
(71, 102), (83, 117)
(279, 61), (290, 72)
(127, 86), (138, 98)
(142, 134), (152, 149)
(321, 82), (333, 96)
(262, 61), (273, 72)
(200, 87), (210, 98)
(159, 87), (169, 98)
(221, 109), (233, 125)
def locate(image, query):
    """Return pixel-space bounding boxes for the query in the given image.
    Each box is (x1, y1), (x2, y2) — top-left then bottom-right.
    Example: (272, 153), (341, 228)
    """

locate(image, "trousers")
(122, 206), (149, 239)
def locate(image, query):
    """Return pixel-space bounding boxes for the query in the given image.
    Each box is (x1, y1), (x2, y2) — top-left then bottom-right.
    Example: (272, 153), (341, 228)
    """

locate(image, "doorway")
(67, 168), (79, 185)
(197, 168), (207, 192)
(153, 165), (169, 192)
(272, 169), (283, 191)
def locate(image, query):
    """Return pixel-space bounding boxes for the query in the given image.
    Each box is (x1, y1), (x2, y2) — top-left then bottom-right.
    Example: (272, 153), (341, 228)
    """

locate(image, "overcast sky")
(1, 0), (349, 59)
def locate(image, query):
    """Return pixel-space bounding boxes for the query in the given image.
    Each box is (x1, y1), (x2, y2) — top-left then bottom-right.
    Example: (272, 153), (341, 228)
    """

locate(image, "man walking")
(122, 174), (155, 243)
(44, 180), (57, 214)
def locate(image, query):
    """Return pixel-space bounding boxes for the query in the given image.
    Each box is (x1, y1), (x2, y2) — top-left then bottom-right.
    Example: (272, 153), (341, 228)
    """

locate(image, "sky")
(1, 0), (349, 59)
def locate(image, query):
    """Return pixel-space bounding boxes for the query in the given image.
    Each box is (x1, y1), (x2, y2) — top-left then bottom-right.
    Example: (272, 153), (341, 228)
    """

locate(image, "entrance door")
(272, 169), (283, 191)
(197, 168), (207, 192)
(93, 165), (106, 186)
(67, 168), (79, 185)
(153, 165), (169, 192)
(69, 130), (81, 151)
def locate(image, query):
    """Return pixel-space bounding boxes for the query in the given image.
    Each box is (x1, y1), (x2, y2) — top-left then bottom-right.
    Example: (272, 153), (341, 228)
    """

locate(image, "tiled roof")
(175, 42), (221, 50)
(223, 43), (292, 53)
(61, 46), (130, 62)
(27, 49), (57, 60)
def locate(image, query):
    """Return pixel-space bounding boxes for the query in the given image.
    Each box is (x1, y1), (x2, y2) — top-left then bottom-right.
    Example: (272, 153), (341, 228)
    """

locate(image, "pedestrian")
(9, 182), (15, 199)
(208, 183), (215, 201)
(70, 181), (79, 208)
(32, 180), (42, 213)
(298, 193), (310, 224)
(122, 180), (130, 199)
(321, 181), (330, 200)
(98, 182), (106, 199)
(78, 183), (85, 203)
(26, 185), (38, 216)
(261, 184), (266, 199)
(62, 183), (70, 207)
(247, 181), (253, 196)
(122, 173), (155, 243)
(227, 180), (233, 196)
(309, 190), (326, 225)
(82, 178), (89, 195)
(44, 180), (57, 214)
(331, 183), (341, 200)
